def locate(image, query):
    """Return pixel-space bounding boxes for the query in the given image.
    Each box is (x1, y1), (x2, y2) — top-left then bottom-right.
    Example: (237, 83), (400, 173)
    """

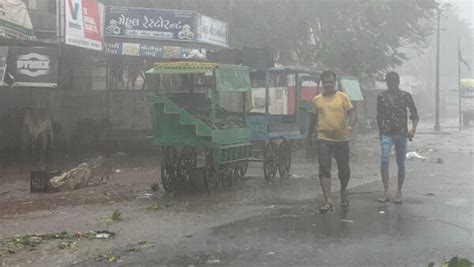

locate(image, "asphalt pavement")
(76, 128), (474, 267)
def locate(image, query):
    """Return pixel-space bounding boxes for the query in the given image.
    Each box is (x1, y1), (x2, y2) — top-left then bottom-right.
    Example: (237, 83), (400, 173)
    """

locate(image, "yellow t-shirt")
(311, 91), (353, 142)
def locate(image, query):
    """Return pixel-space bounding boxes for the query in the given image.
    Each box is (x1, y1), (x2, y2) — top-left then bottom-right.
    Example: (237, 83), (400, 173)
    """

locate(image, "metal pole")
(56, 0), (61, 44)
(56, 0), (63, 89)
(295, 73), (299, 117)
(265, 71), (270, 134)
(434, 9), (441, 131)
(458, 38), (462, 131)
(211, 69), (217, 127)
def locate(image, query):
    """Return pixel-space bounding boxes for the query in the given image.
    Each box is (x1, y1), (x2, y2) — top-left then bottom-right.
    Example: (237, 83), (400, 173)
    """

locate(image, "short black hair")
(385, 71), (400, 83)
(321, 70), (337, 81)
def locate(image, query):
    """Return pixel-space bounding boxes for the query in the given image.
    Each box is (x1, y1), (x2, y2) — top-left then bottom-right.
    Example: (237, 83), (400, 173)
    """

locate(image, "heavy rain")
(0, 0), (473, 266)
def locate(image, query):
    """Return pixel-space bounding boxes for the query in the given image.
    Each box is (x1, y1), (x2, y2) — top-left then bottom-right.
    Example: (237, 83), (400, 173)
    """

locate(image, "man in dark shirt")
(376, 71), (419, 204)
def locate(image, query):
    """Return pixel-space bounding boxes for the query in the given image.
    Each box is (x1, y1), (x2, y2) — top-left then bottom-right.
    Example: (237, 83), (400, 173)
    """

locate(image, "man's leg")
(317, 141), (333, 210)
(334, 142), (350, 206)
(394, 134), (408, 203)
(380, 135), (393, 201)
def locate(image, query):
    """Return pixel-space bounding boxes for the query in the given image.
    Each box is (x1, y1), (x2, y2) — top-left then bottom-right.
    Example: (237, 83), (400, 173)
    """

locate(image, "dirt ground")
(0, 125), (464, 266)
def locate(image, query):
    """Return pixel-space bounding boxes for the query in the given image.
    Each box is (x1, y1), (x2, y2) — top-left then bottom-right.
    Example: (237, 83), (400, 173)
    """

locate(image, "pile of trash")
(406, 149), (444, 164)
(0, 230), (115, 256)
(50, 156), (114, 191)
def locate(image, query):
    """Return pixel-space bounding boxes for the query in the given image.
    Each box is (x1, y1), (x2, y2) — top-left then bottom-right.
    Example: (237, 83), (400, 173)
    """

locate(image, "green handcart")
(147, 61), (253, 193)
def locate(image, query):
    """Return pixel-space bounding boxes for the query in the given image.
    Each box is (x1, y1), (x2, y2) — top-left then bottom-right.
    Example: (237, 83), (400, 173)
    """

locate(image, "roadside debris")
(267, 252), (276, 256)
(101, 210), (123, 226)
(111, 209), (122, 221)
(0, 230), (117, 256)
(95, 254), (121, 262)
(95, 231), (115, 239)
(428, 256), (472, 267)
(406, 152), (428, 160)
(379, 211), (385, 214)
(49, 156), (114, 191)
(0, 232), (71, 255)
(58, 240), (76, 250)
(206, 259), (221, 264)
(147, 203), (162, 211)
(83, 230), (116, 240)
(340, 219), (354, 223)
(30, 170), (62, 193)
(418, 148), (437, 154)
(424, 193), (436, 196)
(406, 151), (444, 164)
(137, 192), (154, 199)
(126, 241), (154, 252)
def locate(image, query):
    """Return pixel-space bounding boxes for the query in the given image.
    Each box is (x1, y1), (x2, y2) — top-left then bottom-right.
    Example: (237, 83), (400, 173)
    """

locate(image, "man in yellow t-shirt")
(307, 70), (357, 213)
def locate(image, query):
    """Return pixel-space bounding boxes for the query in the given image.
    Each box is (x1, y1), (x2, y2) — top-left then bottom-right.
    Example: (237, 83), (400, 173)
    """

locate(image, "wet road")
(78, 129), (474, 266)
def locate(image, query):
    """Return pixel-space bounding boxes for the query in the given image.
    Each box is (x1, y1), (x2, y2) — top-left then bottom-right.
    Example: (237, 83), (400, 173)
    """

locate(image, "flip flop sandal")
(378, 197), (390, 203)
(319, 203), (333, 213)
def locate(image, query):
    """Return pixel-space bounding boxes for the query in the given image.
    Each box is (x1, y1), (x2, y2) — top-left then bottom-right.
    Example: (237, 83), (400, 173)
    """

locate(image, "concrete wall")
(0, 87), (153, 152)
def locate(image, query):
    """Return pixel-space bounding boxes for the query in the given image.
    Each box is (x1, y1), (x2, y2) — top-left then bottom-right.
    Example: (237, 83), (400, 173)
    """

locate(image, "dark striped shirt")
(376, 89), (419, 135)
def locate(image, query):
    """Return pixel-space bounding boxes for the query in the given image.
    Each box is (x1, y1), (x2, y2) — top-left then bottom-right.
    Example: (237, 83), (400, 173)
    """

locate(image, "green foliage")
(0, 232), (75, 255)
(99, 0), (438, 79)
(101, 209), (123, 226)
(429, 256), (473, 267)
(111, 209), (122, 222)
(311, 1), (437, 79)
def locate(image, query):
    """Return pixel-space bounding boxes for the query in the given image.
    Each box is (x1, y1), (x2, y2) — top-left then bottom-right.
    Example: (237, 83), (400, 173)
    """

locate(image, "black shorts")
(317, 140), (350, 180)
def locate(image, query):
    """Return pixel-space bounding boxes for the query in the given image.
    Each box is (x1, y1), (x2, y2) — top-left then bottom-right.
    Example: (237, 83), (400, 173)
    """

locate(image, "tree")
(310, 1), (437, 80)
(100, 0), (438, 80)
(194, 0), (438, 80)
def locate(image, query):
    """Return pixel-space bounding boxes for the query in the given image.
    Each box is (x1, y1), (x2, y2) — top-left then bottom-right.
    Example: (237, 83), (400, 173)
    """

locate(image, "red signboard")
(65, 0), (103, 51)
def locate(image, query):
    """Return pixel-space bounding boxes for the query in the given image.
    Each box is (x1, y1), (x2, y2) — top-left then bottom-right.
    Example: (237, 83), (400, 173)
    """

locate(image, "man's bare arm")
(347, 108), (357, 130)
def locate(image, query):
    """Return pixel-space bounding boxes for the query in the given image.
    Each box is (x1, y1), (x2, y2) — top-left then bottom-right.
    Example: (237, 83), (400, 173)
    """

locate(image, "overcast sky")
(446, 0), (474, 29)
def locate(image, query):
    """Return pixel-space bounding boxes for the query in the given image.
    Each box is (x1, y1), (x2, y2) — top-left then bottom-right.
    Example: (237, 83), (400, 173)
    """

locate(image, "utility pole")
(434, 7), (441, 131)
(457, 38), (462, 131)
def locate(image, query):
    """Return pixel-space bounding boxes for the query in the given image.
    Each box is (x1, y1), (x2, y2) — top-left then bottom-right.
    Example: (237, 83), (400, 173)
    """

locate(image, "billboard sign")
(3, 46), (58, 87)
(104, 6), (195, 42)
(65, 0), (103, 51)
(196, 15), (228, 47)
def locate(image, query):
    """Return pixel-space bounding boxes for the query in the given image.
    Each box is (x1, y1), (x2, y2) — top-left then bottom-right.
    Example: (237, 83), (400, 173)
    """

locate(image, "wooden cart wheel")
(234, 161), (249, 178)
(204, 149), (218, 193)
(221, 164), (234, 190)
(161, 146), (178, 193)
(179, 147), (197, 183)
(263, 140), (278, 181)
(278, 139), (291, 179)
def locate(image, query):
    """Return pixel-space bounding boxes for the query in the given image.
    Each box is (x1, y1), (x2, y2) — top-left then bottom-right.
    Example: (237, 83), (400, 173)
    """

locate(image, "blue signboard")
(104, 42), (205, 59)
(105, 6), (196, 42)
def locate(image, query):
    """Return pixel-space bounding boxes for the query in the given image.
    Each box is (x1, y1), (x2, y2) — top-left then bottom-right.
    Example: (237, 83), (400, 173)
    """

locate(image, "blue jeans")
(380, 134), (407, 178)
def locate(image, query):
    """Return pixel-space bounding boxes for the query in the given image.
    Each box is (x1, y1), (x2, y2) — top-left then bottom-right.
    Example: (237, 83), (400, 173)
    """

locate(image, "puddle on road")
(212, 204), (472, 242)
